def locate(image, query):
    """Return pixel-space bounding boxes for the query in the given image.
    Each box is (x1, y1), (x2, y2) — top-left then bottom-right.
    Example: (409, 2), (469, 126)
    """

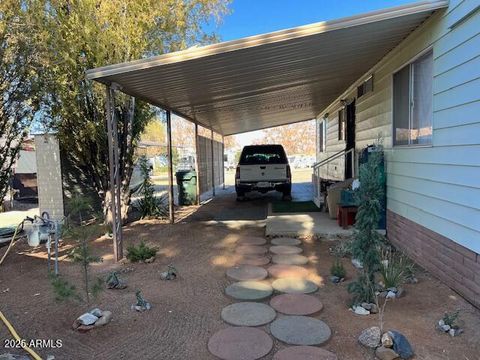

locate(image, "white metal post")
(194, 123), (201, 205)
(166, 110), (175, 224)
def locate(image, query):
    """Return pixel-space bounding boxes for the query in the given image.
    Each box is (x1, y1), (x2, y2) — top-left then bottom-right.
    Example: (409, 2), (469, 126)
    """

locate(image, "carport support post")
(210, 128), (215, 197)
(194, 123), (201, 205)
(222, 136), (225, 190)
(166, 110), (175, 224)
(106, 85), (123, 261)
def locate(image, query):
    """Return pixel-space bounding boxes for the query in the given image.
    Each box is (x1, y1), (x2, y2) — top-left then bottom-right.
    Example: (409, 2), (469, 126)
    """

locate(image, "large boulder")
(388, 330), (414, 359)
(358, 326), (381, 348)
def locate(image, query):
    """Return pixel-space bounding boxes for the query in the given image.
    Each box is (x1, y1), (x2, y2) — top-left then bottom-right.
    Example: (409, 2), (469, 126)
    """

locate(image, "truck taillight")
(286, 165), (291, 182)
(235, 166), (240, 179)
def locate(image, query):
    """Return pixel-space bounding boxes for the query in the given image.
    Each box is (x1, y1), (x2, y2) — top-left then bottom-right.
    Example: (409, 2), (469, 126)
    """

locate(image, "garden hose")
(0, 310), (43, 360)
(0, 220), (24, 266)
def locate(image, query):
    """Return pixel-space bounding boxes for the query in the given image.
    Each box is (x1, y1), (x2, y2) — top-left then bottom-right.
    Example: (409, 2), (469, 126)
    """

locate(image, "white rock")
(94, 311), (112, 327)
(351, 258), (363, 269)
(77, 313), (98, 326)
(386, 291), (396, 299)
(89, 308), (103, 317)
(353, 305), (370, 315)
(441, 324), (451, 332)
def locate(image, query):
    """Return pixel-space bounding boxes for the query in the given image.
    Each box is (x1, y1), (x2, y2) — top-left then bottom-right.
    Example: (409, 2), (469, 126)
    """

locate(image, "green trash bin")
(176, 170), (197, 206)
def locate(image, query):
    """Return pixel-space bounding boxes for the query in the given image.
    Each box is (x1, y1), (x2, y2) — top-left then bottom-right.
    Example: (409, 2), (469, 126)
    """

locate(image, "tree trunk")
(103, 189), (130, 227)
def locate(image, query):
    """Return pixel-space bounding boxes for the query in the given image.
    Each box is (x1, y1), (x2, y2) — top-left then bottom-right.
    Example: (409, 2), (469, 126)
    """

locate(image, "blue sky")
(217, 0), (417, 145)
(218, 0), (418, 41)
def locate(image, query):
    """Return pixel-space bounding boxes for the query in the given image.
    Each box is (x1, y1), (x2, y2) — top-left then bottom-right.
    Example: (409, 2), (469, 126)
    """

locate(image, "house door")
(345, 100), (355, 179)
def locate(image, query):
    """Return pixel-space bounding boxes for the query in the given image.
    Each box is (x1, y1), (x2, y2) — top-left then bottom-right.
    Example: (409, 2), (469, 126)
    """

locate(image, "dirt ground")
(1, 185), (480, 360)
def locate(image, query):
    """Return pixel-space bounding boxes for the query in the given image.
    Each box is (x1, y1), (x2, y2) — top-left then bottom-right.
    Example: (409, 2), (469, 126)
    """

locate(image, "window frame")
(357, 75), (374, 99)
(318, 117), (327, 153)
(392, 48), (434, 148)
(338, 107), (346, 141)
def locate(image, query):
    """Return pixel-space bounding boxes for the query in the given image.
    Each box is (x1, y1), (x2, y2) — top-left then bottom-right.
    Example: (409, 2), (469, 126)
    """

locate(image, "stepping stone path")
(270, 294), (323, 315)
(235, 245), (267, 255)
(226, 265), (268, 281)
(272, 254), (309, 265)
(271, 237), (301, 246)
(208, 327), (273, 360)
(273, 346), (338, 360)
(272, 277), (318, 294)
(268, 264), (310, 279)
(269, 245), (303, 255)
(237, 255), (270, 266)
(208, 234), (337, 359)
(270, 316), (332, 345)
(237, 237), (267, 246)
(225, 281), (273, 300)
(221, 302), (276, 326)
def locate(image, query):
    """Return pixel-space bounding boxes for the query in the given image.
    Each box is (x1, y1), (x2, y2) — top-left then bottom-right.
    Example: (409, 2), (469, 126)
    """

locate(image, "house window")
(357, 75), (374, 98)
(393, 51), (433, 146)
(318, 119), (327, 152)
(338, 107), (346, 141)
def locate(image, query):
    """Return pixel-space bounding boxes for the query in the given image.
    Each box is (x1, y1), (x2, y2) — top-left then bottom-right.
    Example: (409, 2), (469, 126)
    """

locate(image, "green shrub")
(49, 274), (80, 302)
(136, 156), (168, 219)
(443, 310), (460, 328)
(330, 258), (346, 278)
(126, 241), (157, 262)
(380, 250), (410, 289)
(348, 273), (375, 305)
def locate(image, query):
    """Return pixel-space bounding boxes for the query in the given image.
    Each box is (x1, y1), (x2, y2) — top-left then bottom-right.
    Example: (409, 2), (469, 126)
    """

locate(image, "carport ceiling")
(86, 0), (448, 136)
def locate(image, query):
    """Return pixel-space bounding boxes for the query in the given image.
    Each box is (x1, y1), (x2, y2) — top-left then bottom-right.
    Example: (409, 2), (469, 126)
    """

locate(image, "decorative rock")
(388, 330), (414, 359)
(106, 271), (127, 289)
(225, 281), (273, 301)
(160, 265), (177, 280)
(272, 254), (309, 265)
(386, 291), (396, 299)
(237, 255), (270, 266)
(441, 324), (451, 332)
(269, 245), (303, 255)
(226, 265), (268, 281)
(370, 304), (379, 314)
(237, 237), (267, 246)
(270, 294), (323, 315)
(272, 278), (318, 294)
(382, 332), (394, 348)
(89, 308), (103, 317)
(268, 264), (310, 279)
(351, 258), (363, 269)
(221, 302), (276, 326)
(353, 305), (370, 316)
(273, 346), (337, 360)
(77, 324), (95, 333)
(375, 346), (400, 360)
(358, 326), (381, 348)
(361, 303), (372, 311)
(132, 290), (152, 311)
(330, 275), (344, 284)
(76, 313), (98, 326)
(271, 237), (301, 246)
(270, 316), (331, 345)
(94, 311), (112, 327)
(236, 245), (267, 255)
(144, 256), (155, 263)
(208, 327), (273, 360)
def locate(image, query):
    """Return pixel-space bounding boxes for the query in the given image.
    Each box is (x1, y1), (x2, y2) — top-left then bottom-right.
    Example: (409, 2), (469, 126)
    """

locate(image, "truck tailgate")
(239, 164), (287, 181)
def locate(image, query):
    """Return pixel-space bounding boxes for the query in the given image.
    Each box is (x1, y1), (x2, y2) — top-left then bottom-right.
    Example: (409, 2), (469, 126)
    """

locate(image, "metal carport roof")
(86, 0), (448, 136)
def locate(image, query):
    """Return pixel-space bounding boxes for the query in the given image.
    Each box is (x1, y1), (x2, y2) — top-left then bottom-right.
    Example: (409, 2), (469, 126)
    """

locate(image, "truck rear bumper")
(236, 181), (290, 193)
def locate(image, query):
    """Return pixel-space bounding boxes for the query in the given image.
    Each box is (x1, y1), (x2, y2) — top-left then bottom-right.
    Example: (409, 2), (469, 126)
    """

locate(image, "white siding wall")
(316, 1), (480, 253)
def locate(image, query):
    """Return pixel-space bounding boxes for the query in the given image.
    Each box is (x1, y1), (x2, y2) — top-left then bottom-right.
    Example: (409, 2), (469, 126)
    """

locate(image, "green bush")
(126, 241), (157, 262)
(136, 156), (168, 219)
(380, 250), (410, 289)
(49, 274), (80, 302)
(348, 273), (375, 305)
(330, 258), (346, 278)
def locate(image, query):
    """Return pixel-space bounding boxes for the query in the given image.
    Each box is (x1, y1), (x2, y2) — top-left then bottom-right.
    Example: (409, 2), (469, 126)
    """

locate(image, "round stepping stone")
(227, 265), (268, 281)
(237, 237), (267, 246)
(268, 264), (310, 279)
(236, 245), (267, 255)
(271, 237), (301, 246)
(270, 245), (303, 255)
(221, 302), (276, 326)
(273, 346), (337, 360)
(272, 254), (309, 265)
(272, 277), (318, 294)
(270, 316), (331, 345)
(270, 294), (323, 315)
(208, 326), (273, 360)
(237, 255), (270, 266)
(226, 281), (273, 301)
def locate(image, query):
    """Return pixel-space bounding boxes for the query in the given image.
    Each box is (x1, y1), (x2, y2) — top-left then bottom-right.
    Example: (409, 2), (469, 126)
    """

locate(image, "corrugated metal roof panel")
(87, 0), (448, 135)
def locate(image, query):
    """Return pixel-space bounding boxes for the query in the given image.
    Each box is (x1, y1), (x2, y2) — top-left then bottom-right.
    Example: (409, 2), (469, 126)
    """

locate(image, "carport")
(86, 1), (447, 261)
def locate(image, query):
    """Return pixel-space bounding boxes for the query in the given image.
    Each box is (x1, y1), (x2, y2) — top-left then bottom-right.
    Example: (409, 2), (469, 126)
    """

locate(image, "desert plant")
(136, 156), (169, 219)
(442, 310), (460, 328)
(330, 258), (346, 279)
(331, 238), (353, 258)
(348, 274), (375, 305)
(126, 241), (157, 262)
(380, 250), (410, 289)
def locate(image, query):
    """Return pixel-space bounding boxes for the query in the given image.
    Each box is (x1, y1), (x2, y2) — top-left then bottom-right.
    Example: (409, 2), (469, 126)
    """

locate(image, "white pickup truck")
(235, 144), (291, 199)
